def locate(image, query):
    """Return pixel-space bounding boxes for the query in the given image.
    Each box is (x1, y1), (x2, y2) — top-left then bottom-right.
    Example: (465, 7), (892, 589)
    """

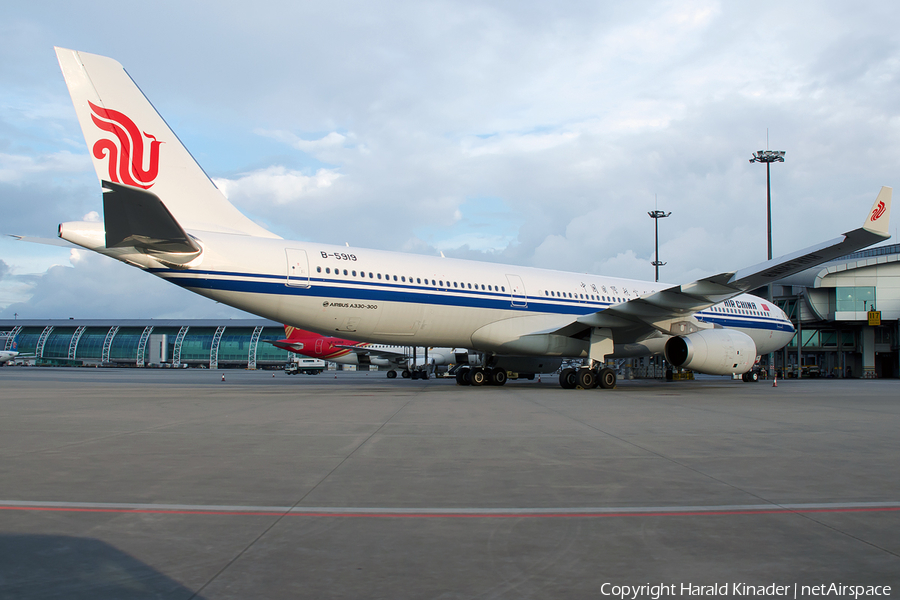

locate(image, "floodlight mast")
(648, 208), (671, 282)
(749, 150), (785, 261)
(750, 148), (785, 379)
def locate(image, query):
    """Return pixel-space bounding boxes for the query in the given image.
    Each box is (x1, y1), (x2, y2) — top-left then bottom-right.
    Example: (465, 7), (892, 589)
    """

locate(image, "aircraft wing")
(561, 187), (892, 341)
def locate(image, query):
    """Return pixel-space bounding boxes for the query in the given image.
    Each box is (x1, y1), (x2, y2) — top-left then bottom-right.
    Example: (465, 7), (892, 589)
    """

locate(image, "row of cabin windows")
(316, 266), (506, 293)
(544, 290), (626, 303)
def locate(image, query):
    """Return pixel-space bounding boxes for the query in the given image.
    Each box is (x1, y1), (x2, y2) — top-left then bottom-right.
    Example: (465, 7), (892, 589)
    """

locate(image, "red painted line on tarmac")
(2, 505), (900, 518)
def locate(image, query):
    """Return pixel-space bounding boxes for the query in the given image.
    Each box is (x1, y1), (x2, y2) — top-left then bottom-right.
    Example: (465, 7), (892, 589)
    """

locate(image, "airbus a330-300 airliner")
(52, 48), (892, 389)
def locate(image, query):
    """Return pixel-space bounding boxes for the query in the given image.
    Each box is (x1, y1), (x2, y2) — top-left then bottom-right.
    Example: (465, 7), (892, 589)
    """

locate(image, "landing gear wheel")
(411, 370), (420, 380)
(401, 369), (411, 379)
(490, 369), (508, 386)
(456, 367), (471, 386)
(387, 370), (397, 379)
(471, 368), (486, 386)
(419, 370), (429, 380)
(598, 367), (617, 389)
(559, 368), (577, 389)
(750, 371), (759, 382)
(576, 368), (597, 389)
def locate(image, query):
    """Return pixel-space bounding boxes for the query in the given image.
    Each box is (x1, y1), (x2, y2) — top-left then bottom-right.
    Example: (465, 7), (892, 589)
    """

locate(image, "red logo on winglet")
(871, 200), (886, 221)
(89, 101), (162, 189)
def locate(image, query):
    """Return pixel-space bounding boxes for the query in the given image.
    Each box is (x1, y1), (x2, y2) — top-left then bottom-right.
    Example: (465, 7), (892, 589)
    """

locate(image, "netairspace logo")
(599, 582), (892, 599)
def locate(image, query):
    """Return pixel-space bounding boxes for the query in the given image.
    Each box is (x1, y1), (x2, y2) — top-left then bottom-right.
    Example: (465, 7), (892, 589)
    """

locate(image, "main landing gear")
(455, 367), (508, 386)
(558, 367), (616, 390)
(401, 369), (430, 380)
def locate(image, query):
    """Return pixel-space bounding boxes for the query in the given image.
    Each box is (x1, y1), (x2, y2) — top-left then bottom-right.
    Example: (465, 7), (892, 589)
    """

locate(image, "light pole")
(749, 149), (785, 261)
(750, 148), (785, 377)
(648, 207), (671, 282)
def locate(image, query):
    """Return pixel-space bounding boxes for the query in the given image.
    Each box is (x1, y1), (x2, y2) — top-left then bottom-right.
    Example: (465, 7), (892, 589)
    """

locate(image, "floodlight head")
(749, 150), (786, 164)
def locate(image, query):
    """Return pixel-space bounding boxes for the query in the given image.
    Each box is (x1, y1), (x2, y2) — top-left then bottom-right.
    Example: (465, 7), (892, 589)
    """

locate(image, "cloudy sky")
(2, 0), (899, 319)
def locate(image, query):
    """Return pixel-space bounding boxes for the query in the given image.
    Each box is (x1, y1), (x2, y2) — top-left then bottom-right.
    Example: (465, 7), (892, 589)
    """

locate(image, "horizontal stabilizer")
(103, 181), (201, 254)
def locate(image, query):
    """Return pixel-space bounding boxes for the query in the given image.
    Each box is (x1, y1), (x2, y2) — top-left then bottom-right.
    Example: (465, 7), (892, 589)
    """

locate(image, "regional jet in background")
(0, 348), (18, 366)
(53, 48), (892, 389)
(269, 326), (558, 383)
(0, 336), (23, 365)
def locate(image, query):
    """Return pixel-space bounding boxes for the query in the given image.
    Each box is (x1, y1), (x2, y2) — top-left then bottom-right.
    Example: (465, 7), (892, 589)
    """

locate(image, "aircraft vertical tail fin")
(55, 47), (278, 239)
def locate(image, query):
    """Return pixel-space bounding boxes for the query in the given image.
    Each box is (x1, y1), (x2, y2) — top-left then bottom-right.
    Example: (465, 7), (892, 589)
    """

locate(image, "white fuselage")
(65, 225), (795, 360)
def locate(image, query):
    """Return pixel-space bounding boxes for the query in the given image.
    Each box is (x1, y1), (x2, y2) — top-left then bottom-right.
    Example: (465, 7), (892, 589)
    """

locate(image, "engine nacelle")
(664, 329), (757, 376)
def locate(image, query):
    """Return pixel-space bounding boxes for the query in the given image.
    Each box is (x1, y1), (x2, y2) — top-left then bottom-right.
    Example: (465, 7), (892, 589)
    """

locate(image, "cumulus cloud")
(0, 151), (88, 183)
(3, 0), (900, 317)
(214, 166), (341, 206)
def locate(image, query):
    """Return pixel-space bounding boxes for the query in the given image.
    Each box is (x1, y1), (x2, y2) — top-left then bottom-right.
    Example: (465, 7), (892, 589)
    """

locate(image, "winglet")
(863, 186), (891, 237)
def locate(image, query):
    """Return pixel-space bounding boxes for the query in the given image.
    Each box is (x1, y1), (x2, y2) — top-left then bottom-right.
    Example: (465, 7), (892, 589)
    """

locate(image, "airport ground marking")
(2, 500), (900, 519)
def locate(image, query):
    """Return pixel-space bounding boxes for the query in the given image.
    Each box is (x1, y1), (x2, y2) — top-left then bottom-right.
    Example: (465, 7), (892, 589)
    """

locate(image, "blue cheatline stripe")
(154, 269), (791, 332)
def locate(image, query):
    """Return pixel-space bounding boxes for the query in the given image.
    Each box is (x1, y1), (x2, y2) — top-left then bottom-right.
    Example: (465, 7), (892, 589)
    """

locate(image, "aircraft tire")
(491, 369), (508, 386)
(598, 368), (616, 389)
(559, 368), (577, 389)
(471, 368), (486, 386)
(402, 369), (411, 378)
(419, 370), (429, 380)
(749, 371), (759, 382)
(577, 368), (597, 389)
(387, 370), (397, 379)
(456, 367), (471, 385)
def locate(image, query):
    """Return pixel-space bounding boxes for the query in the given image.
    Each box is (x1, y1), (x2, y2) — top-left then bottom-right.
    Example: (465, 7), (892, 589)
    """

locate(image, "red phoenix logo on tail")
(89, 101), (162, 189)
(871, 200), (886, 221)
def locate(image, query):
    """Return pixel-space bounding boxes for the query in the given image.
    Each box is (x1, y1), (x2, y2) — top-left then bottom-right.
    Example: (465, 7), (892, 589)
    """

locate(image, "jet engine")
(664, 329), (757, 376)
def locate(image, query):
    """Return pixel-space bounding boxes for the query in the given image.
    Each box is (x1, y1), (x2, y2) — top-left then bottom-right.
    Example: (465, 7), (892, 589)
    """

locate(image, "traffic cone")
(772, 375), (777, 388)
(221, 374), (225, 382)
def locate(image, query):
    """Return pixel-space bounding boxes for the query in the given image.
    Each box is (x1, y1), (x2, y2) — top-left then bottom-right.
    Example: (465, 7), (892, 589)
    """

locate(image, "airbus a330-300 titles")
(52, 48), (892, 389)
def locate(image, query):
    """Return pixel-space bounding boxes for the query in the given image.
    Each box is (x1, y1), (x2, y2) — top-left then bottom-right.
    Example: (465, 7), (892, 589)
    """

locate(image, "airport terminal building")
(0, 319), (293, 369)
(771, 243), (900, 378)
(2, 243), (899, 377)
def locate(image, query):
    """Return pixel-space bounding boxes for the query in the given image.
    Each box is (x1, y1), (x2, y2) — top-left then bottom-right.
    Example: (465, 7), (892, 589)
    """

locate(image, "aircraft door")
(506, 274), (527, 307)
(285, 249), (310, 288)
